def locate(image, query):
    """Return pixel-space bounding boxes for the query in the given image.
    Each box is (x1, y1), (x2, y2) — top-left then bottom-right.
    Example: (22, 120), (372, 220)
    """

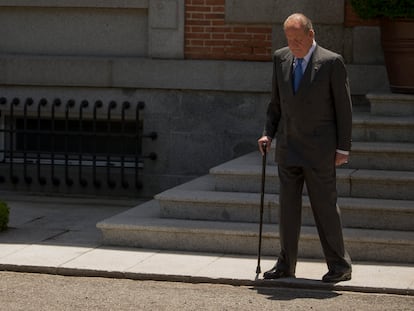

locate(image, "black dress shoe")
(263, 267), (295, 280)
(322, 270), (352, 283)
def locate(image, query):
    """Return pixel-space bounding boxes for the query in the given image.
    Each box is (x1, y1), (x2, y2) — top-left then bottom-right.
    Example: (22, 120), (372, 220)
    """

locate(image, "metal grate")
(0, 97), (157, 191)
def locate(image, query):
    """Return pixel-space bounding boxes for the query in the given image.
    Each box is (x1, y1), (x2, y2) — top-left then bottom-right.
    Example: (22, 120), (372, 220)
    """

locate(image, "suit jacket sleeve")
(331, 56), (353, 152)
(263, 55), (281, 138)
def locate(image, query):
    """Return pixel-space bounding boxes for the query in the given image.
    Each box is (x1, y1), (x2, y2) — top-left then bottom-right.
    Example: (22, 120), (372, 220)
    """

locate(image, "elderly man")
(258, 13), (352, 283)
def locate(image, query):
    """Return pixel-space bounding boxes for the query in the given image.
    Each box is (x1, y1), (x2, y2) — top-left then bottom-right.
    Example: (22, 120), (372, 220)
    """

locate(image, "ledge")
(0, 55), (272, 93)
(0, 55), (388, 94)
(0, 0), (148, 9)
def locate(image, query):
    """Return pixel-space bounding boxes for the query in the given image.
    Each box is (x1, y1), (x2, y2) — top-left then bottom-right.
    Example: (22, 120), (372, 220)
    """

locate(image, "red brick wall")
(184, 0), (273, 61)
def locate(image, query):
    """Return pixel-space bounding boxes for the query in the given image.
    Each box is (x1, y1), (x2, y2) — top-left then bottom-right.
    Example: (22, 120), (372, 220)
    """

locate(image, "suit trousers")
(276, 164), (352, 274)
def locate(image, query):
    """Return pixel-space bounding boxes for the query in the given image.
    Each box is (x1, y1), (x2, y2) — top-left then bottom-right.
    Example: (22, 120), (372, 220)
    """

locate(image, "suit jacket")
(263, 45), (353, 168)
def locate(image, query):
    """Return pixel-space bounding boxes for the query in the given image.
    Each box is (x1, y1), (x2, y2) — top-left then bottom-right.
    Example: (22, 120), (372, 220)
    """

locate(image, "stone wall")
(0, 0), (184, 59)
(0, 85), (268, 197)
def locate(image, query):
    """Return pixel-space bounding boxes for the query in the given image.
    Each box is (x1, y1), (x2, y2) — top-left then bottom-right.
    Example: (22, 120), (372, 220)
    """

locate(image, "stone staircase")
(97, 93), (414, 263)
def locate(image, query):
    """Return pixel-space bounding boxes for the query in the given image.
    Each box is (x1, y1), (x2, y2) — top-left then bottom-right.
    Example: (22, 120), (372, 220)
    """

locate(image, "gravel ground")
(1, 271), (413, 311)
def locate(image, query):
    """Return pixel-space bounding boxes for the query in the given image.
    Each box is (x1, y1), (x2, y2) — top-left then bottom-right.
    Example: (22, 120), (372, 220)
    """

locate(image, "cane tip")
(256, 266), (261, 274)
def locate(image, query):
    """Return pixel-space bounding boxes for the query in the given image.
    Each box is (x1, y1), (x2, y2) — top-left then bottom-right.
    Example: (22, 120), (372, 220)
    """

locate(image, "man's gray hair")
(284, 13), (314, 33)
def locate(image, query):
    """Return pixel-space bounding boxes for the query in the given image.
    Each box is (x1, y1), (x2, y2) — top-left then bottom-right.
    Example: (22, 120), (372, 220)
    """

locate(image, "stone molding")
(0, 55), (388, 94)
(0, 0), (149, 8)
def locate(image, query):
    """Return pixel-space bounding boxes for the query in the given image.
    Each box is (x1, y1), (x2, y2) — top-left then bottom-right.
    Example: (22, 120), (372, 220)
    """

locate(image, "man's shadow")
(252, 274), (340, 301)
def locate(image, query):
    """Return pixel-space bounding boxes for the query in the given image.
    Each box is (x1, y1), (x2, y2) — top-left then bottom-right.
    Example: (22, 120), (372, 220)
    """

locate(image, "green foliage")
(0, 201), (9, 231)
(350, 0), (414, 19)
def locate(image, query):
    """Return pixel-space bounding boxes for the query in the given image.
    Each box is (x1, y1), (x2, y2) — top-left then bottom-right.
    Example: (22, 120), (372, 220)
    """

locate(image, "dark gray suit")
(263, 44), (352, 274)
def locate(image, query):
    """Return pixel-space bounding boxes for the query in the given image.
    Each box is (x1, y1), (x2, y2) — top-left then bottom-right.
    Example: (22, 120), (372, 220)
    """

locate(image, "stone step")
(155, 188), (414, 231)
(367, 93), (414, 117)
(352, 113), (414, 143)
(210, 151), (347, 195)
(350, 169), (414, 200)
(349, 141), (414, 171)
(97, 200), (414, 263)
(254, 140), (414, 171)
(211, 152), (414, 200)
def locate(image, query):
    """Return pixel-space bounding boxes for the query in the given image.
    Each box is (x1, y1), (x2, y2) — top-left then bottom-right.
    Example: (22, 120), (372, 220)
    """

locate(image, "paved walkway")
(0, 192), (413, 295)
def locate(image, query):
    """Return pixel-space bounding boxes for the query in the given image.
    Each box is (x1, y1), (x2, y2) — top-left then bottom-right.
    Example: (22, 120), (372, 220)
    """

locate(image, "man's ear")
(308, 29), (315, 39)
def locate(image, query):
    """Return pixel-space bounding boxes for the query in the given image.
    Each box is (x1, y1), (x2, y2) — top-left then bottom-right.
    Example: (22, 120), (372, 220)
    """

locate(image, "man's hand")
(335, 152), (349, 167)
(258, 136), (272, 155)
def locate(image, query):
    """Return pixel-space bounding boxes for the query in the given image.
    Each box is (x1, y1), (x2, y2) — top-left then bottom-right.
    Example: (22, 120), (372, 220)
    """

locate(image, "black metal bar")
(135, 101), (158, 187)
(79, 100), (88, 187)
(135, 102), (144, 189)
(10, 98), (19, 184)
(23, 98), (34, 184)
(0, 97), (6, 183)
(65, 99), (75, 186)
(93, 100), (103, 188)
(51, 98), (61, 186)
(146, 152), (158, 160)
(106, 100), (117, 188)
(37, 98), (48, 185)
(144, 131), (158, 140)
(121, 101), (130, 189)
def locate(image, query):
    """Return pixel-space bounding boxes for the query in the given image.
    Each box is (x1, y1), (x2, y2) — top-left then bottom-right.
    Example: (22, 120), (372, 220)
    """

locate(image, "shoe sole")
(322, 275), (351, 283)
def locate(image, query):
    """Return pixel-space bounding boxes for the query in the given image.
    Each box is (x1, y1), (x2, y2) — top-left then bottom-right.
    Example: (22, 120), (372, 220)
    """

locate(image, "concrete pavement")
(0, 192), (413, 296)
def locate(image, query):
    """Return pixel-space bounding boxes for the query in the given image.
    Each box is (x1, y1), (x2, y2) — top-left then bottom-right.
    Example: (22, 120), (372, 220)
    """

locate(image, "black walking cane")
(256, 142), (267, 274)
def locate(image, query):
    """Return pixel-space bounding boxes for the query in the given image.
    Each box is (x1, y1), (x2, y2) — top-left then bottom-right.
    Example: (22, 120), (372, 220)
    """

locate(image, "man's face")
(284, 22), (314, 58)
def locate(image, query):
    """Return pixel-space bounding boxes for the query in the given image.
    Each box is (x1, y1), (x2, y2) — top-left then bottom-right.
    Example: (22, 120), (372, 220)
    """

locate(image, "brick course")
(184, 0), (273, 61)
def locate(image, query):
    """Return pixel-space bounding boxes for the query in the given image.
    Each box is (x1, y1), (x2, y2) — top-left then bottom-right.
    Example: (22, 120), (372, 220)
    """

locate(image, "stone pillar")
(148, 0), (185, 58)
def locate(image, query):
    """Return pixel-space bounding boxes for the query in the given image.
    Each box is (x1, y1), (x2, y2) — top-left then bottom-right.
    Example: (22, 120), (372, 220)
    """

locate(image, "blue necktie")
(293, 58), (303, 93)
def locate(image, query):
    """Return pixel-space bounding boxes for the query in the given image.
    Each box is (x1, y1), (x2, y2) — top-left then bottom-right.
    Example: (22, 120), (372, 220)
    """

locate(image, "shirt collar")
(295, 40), (316, 65)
